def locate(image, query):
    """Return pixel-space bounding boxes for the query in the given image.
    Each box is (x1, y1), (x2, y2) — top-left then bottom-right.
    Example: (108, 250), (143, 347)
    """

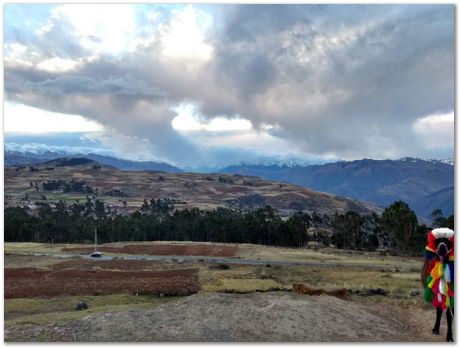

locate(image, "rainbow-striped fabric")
(424, 260), (454, 310)
(423, 228), (454, 310)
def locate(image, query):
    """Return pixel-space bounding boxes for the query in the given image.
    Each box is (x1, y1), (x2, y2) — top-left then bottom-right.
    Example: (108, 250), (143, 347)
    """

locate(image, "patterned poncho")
(423, 228), (454, 310)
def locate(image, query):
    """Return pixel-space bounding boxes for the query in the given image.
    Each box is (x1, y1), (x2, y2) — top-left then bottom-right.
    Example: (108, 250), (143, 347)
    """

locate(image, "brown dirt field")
(49, 259), (188, 272)
(215, 186), (248, 194)
(61, 244), (238, 257)
(5, 292), (443, 342)
(5, 267), (200, 299)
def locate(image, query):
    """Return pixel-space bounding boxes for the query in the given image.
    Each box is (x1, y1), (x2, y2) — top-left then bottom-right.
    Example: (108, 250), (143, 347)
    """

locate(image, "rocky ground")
(5, 291), (447, 343)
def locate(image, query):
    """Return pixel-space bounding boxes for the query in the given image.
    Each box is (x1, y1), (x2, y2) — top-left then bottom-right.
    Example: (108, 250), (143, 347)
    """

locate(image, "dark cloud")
(4, 4), (454, 166)
(204, 4), (454, 159)
(23, 74), (167, 97)
(5, 61), (199, 165)
(220, 5), (314, 42)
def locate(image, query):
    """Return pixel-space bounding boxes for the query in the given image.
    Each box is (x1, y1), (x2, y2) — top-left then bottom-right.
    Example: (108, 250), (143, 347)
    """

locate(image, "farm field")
(4, 241), (444, 342)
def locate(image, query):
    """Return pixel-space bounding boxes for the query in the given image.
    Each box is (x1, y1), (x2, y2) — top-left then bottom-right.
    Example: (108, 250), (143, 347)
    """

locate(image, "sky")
(4, 4), (455, 169)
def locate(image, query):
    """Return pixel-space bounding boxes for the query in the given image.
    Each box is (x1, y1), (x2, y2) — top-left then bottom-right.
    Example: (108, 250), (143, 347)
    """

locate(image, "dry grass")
(5, 242), (88, 254)
(4, 254), (63, 268)
(199, 263), (287, 292)
(5, 294), (180, 326)
(236, 244), (423, 271)
(197, 259), (421, 298)
(204, 278), (287, 293)
(253, 265), (422, 297)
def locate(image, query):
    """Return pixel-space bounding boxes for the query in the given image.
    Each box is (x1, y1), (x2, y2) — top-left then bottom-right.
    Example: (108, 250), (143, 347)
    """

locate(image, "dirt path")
(5, 292), (446, 342)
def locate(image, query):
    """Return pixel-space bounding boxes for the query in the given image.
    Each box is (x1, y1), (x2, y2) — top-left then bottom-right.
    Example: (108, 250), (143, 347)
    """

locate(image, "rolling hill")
(4, 158), (379, 216)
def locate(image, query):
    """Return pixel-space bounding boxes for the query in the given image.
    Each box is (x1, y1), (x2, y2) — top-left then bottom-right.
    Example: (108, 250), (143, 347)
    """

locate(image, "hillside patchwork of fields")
(5, 159), (379, 216)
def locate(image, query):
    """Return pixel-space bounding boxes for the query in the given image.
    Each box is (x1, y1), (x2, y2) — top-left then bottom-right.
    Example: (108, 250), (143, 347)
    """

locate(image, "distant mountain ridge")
(4, 150), (183, 173)
(44, 157), (97, 167)
(5, 149), (453, 219)
(220, 158), (454, 220)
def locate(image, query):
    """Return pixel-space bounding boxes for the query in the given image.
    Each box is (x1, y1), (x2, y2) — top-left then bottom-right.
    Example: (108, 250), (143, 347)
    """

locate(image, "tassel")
(448, 263), (454, 284)
(424, 287), (434, 304)
(426, 275), (433, 286)
(444, 263), (451, 283)
(430, 261), (443, 279)
(439, 278), (445, 295)
(438, 262), (443, 277)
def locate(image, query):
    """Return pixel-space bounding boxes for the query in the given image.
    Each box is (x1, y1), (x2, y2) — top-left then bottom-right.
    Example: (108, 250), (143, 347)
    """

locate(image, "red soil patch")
(215, 186), (248, 194)
(5, 265), (200, 299)
(50, 259), (186, 272)
(62, 244), (238, 257)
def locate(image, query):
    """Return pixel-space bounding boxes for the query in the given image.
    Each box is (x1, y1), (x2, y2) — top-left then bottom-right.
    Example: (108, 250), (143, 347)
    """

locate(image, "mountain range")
(4, 150), (453, 220)
(220, 158), (454, 220)
(4, 150), (183, 173)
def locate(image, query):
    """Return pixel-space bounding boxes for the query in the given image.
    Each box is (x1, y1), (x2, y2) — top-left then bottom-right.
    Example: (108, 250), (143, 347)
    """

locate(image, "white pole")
(94, 228), (97, 252)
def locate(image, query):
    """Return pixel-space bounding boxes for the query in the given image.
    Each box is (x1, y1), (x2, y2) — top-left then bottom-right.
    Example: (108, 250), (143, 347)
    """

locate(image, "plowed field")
(5, 260), (200, 299)
(49, 259), (188, 272)
(61, 244), (238, 257)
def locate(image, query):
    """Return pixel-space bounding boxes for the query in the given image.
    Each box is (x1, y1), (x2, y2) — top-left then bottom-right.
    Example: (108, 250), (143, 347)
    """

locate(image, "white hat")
(431, 228), (454, 239)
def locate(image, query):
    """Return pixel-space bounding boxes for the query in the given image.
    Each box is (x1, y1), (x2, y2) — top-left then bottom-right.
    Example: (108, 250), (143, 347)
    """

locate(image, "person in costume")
(421, 227), (454, 342)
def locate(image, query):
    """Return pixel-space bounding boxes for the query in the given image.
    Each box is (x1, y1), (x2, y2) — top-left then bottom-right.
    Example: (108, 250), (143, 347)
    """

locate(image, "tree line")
(41, 179), (94, 194)
(4, 197), (454, 255)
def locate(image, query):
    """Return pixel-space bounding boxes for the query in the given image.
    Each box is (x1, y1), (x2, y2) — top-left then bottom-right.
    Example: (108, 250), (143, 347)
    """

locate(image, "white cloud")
(169, 102), (303, 159)
(4, 102), (103, 133)
(171, 103), (204, 131)
(36, 57), (80, 72)
(171, 103), (252, 132)
(4, 43), (28, 59)
(413, 111), (454, 149)
(84, 130), (167, 162)
(45, 4), (137, 55)
(160, 5), (214, 62)
(206, 117), (252, 132)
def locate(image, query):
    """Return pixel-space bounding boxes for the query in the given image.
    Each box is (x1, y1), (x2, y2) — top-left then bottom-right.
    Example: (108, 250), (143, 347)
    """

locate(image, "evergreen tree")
(382, 201), (419, 254)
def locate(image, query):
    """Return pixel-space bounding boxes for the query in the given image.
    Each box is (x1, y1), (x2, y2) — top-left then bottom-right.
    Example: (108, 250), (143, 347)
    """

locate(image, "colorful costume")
(423, 228), (454, 310)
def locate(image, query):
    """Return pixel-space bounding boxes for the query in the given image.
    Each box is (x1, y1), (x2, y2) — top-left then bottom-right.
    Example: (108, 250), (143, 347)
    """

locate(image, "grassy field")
(4, 254), (64, 268)
(5, 242), (87, 254)
(236, 243), (423, 271)
(197, 262), (421, 296)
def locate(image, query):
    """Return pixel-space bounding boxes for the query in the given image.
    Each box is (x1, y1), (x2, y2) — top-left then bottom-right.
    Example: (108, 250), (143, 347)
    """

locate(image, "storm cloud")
(4, 4), (454, 166)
